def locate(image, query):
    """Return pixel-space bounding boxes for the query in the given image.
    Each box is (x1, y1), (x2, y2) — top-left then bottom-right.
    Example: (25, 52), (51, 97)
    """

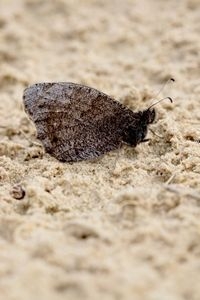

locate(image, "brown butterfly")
(23, 81), (173, 162)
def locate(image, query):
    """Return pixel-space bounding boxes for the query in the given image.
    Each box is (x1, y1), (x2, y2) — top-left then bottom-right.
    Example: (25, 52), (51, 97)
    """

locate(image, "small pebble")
(10, 184), (26, 200)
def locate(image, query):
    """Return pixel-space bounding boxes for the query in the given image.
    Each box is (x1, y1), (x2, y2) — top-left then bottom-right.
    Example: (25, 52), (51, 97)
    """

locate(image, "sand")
(0, 0), (200, 299)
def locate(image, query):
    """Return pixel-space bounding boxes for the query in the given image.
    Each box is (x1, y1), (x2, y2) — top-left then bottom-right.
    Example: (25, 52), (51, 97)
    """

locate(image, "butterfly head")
(123, 108), (156, 147)
(125, 96), (173, 147)
(140, 108), (156, 126)
(135, 108), (156, 144)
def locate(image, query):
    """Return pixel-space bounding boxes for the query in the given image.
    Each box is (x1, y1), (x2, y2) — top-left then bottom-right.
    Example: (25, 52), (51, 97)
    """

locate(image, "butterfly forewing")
(23, 82), (136, 162)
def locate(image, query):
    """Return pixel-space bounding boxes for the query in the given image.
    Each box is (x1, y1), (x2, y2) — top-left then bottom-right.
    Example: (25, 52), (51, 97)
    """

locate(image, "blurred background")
(1, 0), (199, 94)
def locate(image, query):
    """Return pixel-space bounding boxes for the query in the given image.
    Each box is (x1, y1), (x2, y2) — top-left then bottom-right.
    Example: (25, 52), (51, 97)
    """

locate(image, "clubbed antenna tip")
(168, 96), (173, 103)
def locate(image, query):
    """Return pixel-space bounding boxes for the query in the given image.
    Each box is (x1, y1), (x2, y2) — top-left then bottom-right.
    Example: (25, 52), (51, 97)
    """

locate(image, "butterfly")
(23, 81), (173, 162)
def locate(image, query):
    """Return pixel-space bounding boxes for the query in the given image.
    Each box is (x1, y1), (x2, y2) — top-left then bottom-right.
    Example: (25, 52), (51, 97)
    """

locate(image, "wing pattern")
(23, 82), (138, 162)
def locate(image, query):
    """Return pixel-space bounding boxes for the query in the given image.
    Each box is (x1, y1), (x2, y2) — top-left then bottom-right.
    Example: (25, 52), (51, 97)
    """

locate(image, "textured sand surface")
(0, 0), (200, 299)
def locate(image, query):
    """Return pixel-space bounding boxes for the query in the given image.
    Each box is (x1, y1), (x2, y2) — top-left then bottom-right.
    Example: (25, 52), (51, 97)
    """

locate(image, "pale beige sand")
(0, 0), (200, 299)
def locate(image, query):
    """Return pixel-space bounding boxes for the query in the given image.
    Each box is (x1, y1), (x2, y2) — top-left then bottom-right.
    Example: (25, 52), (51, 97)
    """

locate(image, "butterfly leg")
(141, 138), (150, 143)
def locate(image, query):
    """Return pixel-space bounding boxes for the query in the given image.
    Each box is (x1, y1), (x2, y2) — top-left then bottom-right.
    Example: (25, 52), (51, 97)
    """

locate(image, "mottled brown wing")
(23, 82), (136, 162)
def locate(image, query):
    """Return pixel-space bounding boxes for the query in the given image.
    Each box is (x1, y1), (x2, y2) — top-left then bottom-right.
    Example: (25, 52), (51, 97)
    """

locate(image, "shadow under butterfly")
(23, 80), (174, 162)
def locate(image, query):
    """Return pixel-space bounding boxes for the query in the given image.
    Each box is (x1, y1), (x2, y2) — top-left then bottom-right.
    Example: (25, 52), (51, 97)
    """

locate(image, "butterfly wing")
(23, 82), (136, 162)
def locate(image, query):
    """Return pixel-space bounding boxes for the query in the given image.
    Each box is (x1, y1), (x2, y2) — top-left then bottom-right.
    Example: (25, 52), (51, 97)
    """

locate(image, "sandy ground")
(0, 0), (200, 299)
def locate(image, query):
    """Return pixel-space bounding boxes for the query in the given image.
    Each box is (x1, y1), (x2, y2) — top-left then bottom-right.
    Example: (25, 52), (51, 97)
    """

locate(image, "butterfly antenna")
(147, 78), (175, 110)
(153, 78), (175, 100)
(148, 96), (173, 110)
